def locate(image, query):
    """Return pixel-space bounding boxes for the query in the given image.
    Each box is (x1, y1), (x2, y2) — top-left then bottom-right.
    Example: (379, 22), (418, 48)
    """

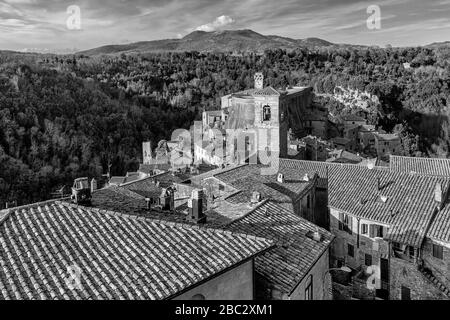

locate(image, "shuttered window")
(433, 244), (444, 260)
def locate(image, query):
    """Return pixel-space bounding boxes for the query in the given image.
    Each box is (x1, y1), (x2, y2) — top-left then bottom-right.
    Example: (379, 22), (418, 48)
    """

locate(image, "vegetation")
(0, 44), (449, 205)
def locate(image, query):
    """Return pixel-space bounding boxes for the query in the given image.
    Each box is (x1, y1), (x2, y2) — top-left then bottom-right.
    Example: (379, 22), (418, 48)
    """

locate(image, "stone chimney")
(159, 188), (175, 211)
(143, 141), (152, 165)
(187, 189), (206, 224)
(90, 178), (97, 193)
(435, 183), (443, 207)
(251, 191), (262, 205)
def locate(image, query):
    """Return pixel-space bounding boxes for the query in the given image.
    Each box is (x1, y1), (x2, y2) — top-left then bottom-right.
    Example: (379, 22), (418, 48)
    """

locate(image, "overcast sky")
(0, 0), (449, 52)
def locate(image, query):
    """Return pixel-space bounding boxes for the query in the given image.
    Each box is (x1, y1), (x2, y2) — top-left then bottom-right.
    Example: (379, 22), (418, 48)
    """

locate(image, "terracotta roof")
(109, 177), (126, 185)
(0, 201), (273, 300)
(374, 133), (400, 141)
(90, 187), (188, 223)
(390, 155), (450, 177)
(138, 163), (172, 174)
(213, 163), (318, 206)
(428, 203), (450, 243)
(226, 201), (333, 296)
(121, 177), (162, 198)
(328, 165), (450, 247)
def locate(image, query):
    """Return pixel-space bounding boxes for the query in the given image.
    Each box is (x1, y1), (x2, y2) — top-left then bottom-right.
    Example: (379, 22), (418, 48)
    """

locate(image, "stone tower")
(252, 74), (288, 158)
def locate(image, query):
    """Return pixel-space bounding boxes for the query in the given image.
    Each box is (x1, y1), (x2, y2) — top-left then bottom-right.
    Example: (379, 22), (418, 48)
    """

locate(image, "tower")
(143, 142), (152, 165)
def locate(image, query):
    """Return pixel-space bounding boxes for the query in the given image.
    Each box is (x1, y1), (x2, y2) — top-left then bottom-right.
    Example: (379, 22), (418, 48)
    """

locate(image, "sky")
(0, 0), (449, 52)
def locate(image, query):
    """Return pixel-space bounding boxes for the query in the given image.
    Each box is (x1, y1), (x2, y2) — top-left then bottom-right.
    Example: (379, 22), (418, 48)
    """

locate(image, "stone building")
(328, 164), (450, 300)
(374, 133), (402, 160)
(211, 73), (313, 163)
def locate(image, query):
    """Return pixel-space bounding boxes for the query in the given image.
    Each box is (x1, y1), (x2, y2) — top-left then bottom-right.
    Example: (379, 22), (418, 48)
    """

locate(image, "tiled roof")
(390, 155), (450, 177)
(121, 177), (162, 198)
(280, 158), (388, 188)
(109, 177), (126, 185)
(0, 201), (273, 300)
(90, 187), (187, 223)
(213, 163), (317, 205)
(226, 201), (333, 296)
(138, 163), (172, 174)
(428, 204), (450, 243)
(374, 133), (400, 141)
(328, 165), (450, 247)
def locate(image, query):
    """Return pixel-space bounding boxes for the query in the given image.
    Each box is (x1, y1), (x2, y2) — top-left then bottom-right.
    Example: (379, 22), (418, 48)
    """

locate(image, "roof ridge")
(391, 154), (450, 161)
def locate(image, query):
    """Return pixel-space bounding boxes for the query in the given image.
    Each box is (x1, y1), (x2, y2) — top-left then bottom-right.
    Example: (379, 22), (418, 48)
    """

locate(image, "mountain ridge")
(77, 29), (339, 55)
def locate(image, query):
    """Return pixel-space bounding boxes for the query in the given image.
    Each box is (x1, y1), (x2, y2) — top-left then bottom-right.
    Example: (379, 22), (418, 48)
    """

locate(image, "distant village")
(1, 73), (450, 300)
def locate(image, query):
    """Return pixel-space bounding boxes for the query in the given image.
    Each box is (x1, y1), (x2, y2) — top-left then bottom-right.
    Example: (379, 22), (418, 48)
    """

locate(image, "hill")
(77, 29), (336, 55)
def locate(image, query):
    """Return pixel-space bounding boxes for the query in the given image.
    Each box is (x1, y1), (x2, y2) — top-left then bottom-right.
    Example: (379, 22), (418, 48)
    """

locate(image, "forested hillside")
(0, 45), (449, 205)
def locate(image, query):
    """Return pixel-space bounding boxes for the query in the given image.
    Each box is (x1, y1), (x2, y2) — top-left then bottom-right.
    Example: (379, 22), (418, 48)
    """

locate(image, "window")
(369, 225), (384, 238)
(392, 242), (401, 251)
(262, 105), (271, 122)
(433, 244), (444, 260)
(305, 275), (313, 300)
(361, 224), (368, 235)
(408, 246), (415, 259)
(348, 244), (354, 258)
(401, 286), (411, 300)
(365, 254), (372, 266)
(339, 212), (353, 235)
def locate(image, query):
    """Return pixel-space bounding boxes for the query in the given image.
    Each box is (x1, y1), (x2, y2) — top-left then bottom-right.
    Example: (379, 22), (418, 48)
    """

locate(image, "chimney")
(143, 141), (152, 165)
(435, 183), (443, 207)
(303, 174), (310, 182)
(313, 228), (322, 242)
(90, 178), (97, 192)
(187, 189), (206, 224)
(254, 72), (264, 90)
(277, 173), (285, 184)
(145, 198), (151, 210)
(251, 191), (262, 204)
(159, 188), (175, 211)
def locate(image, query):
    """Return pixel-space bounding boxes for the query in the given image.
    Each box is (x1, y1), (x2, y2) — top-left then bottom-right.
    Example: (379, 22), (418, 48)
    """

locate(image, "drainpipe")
(357, 218), (361, 249)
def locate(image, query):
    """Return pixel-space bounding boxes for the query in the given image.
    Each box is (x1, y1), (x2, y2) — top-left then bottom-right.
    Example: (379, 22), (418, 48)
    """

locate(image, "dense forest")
(0, 45), (449, 206)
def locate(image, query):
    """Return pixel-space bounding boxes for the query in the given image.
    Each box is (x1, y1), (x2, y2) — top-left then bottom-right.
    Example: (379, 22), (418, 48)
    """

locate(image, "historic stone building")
(197, 73), (313, 165)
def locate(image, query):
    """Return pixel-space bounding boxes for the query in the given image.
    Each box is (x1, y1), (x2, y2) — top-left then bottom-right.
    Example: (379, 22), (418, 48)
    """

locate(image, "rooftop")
(0, 201), (273, 300)
(374, 133), (400, 141)
(328, 165), (450, 247)
(212, 163), (318, 209)
(341, 114), (366, 122)
(390, 155), (450, 177)
(226, 201), (334, 297)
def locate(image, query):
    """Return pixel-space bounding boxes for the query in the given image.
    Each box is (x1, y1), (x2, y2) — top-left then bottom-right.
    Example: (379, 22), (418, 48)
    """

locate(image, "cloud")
(196, 15), (235, 32)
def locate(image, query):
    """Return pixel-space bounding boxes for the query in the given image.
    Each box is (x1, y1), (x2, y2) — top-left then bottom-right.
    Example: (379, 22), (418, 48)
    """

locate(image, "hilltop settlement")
(1, 73), (450, 300)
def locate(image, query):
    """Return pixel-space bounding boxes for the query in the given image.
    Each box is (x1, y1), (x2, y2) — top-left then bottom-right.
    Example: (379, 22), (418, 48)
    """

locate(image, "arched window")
(263, 105), (271, 122)
(191, 294), (206, 300)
